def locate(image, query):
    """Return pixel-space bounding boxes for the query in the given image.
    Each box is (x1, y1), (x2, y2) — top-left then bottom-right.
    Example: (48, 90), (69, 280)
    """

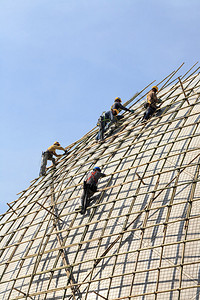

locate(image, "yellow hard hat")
(115, 97), (122, 102)
(152, 86), (158, 92)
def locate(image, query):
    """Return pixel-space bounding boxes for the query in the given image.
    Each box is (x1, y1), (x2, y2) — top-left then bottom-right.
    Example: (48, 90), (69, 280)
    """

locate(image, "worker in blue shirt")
(96, 97), (134, 141)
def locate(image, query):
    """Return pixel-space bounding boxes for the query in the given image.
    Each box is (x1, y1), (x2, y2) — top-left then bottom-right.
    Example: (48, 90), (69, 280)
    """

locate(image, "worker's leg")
(80, 182), (96, 214)
(104, 111), (114, 131)
(116, 115), (124, 121)
(99, 120), (106, 141)
(96, 116), (104, 140)
(80, 190), (86, 209)
(144, 107), (156, 120)
(80, 183), (90, 214)
(52, 157), (56, 166)
(48, 153), (56, 167)
(39, 152), (48, 176)
(86, 190), (95, 207)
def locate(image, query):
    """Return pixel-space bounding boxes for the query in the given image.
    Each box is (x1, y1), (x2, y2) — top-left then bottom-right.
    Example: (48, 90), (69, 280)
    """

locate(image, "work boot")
(75, 206), (82, 211)
(141, 119), (147, 124)
(80, 207), (85, 215)
(98, 140), (104, 144)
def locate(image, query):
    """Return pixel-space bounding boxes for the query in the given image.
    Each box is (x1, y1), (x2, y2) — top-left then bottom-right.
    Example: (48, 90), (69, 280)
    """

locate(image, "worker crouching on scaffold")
(96, 97), (134, 141)
(142, 86), (162, 122)
(80, 167), (106, 214)
(39, 142), (67, 176)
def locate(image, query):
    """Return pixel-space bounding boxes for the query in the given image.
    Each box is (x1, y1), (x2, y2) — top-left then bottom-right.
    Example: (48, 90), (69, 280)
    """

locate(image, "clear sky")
(0, 0), (200, 214)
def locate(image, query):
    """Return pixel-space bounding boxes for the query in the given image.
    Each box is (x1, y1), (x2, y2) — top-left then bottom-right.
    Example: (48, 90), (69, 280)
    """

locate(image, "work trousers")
(96, 111), (115, 141)
(143, 106), (156, 121)
(39, 151), (56, 176)
(80, 184), (96, 208)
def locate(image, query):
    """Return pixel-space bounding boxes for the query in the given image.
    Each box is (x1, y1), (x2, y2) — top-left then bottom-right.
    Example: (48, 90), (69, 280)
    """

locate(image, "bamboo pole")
(1, 65), (200, 300)
(13, 288), (34, 300)
(178, 76), (190, 105)
(6, 203), (18, 215)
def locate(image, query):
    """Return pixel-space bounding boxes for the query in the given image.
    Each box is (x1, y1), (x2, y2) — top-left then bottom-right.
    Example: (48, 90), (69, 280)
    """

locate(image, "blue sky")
(0, 0), (200, 214)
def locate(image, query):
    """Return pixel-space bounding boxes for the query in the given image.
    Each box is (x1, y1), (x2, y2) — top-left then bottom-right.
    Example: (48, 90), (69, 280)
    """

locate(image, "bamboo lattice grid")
(0, 63), (200, 299)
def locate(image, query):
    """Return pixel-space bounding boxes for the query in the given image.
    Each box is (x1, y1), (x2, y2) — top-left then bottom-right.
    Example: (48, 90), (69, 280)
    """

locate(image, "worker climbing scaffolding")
(39, 141), (67, 176)
(79, 167), (106, 214)
(3, 62), (200, 300)
(96, 97), (134, 141)
(142, 86), (162, 122)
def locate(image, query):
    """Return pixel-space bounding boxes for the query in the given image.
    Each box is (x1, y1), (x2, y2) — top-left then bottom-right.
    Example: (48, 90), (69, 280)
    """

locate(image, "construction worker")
(96, 97), (134, 141)
(142, 86), (162, 122)
(111, 97), (134, 121)
(39, 142), (67, 176)
(80, 167), (106, 214)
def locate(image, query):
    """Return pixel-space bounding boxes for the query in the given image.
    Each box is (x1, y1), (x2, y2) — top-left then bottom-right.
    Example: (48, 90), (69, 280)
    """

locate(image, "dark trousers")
(80, 183), (97, 209)
(96, 111), (115, 141)
(143, 106), (156, 120)
(116, 115), (124, 121)
(39, 151), (56, 176)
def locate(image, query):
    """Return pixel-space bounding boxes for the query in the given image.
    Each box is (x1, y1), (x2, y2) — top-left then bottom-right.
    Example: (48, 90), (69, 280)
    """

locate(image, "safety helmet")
(54, 141), (60, 146)
(152, 86), (158, 92)
(115, 97), (122, 102)
(93, 167), (101, 172)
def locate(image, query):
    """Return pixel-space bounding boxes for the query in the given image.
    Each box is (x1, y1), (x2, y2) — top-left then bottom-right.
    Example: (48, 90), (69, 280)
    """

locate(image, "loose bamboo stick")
(178, 77), (190, 105)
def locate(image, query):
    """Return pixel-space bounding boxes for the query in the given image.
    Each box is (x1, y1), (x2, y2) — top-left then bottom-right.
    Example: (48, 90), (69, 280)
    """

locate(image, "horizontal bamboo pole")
(6, 94), (200, 205)
(11, 261), (200, 299)
(3, 208), (200, 270)
(31, 104), (200, 186)
(2, 192), (200, 258)
(1, 148), (199, 232)
(22, 84), (200, 188)
(6, 118), (200, 211)
(1, 154), (199, 230)
(4, 228), (200, 281)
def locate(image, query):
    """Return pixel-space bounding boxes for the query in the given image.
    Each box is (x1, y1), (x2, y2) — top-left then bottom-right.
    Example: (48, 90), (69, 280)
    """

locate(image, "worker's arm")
(55, 146), (65, 152)
(100, 173), (106, 177)
(53, 153), (62, 158)
(118, 103), (134, 113)
(118, 103), (130, 112)
(152, 91), (159, 103)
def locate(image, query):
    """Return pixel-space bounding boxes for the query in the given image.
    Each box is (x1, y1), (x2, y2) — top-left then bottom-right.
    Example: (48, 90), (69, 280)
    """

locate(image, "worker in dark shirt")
(80, 167), (106, 214)
(96, 97), (134, 141)
(39, 142), (67, 176)
(111, 97), (134, 120)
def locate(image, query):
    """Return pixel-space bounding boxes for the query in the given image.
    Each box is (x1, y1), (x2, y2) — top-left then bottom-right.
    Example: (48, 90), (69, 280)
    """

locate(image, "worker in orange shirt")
(39, 142), (67, 176)
(80, 167), (106, 214)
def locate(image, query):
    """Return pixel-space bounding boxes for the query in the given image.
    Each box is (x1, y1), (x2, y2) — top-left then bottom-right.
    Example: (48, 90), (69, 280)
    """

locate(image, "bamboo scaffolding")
(5, 92), (200, 211)
(2, 192), (200, 264)
(9, 95), (200, 203)
(1, 157), (200, 243)
(1, 65), (200, 300)
(6, 203), (18, 215)
(68, 78), (200, 297)
(10, 262), (200, 299)
(2, 218), (200, 286)
(13, 288), (34, 300)
(6, 105), (200, 213)
(49, 172), (76, 299)
(4, 140), (200, 224)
